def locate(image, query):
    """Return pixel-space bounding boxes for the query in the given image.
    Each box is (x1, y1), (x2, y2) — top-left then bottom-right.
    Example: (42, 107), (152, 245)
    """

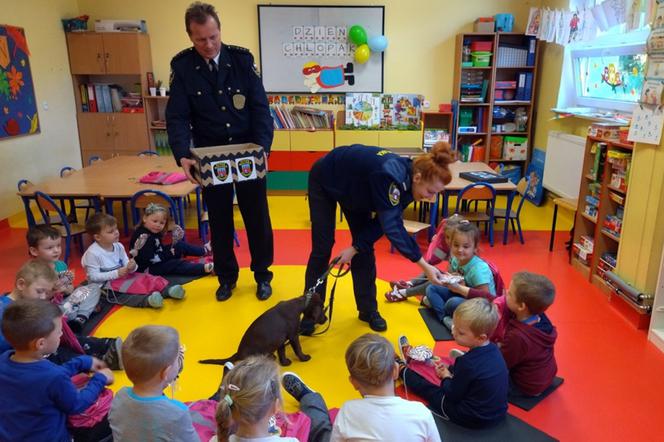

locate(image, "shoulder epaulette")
(171, 47), (193, 62)
(226, 44), (251, 55)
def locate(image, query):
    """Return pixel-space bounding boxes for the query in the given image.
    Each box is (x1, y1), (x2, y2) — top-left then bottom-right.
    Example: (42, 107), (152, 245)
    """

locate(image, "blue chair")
(455, 182), (497, 246)
(494, 177), (530, 245)
(59, 166), (97, 223)
(88, 156), (102, 166)
(130, 189), (181, 228)
(34, 191), (86, 264)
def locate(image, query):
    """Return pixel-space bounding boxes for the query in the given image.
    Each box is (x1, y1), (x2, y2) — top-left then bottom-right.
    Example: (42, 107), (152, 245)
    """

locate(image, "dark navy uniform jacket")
(318, 145), (422, 262)
(166, 44), (273, 165)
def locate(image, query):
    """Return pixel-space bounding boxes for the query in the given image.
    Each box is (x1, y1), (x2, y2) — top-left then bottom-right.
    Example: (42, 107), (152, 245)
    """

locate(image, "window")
(557, 2), (649, 114)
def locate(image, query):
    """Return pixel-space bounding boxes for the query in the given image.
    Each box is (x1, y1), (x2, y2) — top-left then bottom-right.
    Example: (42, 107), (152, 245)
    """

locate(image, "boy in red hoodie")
(501, 271), (557, 397)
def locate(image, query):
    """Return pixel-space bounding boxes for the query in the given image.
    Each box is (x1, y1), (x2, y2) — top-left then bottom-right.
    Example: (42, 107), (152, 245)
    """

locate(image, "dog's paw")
(298, 354), (311, 362)
(280, 358), (292, 366)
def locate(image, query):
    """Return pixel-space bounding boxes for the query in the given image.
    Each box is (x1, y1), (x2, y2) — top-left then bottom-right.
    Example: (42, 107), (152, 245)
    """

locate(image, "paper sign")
(526, 7), (541, 36)
(628, 104), (664, 145)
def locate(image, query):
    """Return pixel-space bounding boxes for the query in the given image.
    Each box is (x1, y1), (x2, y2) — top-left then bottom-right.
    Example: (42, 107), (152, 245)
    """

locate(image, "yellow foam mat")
(94, 265), (432, 411)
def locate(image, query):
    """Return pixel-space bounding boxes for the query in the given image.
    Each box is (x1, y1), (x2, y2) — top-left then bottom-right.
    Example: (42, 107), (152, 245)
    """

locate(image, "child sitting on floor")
(129, 203), (213, 276)
(81, 213), (185, 324)
(499, 271), (558, 397)
(0, 260), (122, 370)
(214, 355), (299, 442)
(282, 333), (440, 442)
(385, 214), (464, 302)
(0, 299), (114, 441)
(424, 220), (496, 329)
(399, 298), (508, 429)
(109, 325), (197, 441)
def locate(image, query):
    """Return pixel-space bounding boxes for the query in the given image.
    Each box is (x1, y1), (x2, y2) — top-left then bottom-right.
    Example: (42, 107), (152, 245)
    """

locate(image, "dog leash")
(306, 256), (350, 336)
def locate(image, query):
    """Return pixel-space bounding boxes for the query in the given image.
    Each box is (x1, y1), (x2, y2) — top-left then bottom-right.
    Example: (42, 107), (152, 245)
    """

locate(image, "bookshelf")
(452, 32), (540, 174)
(144, 95), (170, 156)
(422, 112), (453, 151)
(65, 32), (153, 163)
(571, 135), (633, 296)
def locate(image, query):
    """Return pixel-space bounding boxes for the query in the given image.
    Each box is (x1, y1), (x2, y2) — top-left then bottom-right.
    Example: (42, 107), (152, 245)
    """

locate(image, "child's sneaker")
(442, 316), (454, 331)
(389, 279), (413, 290)
(147, 292), (164, 308)
(398, 335), (412, 361)
(204, 262), (214, 273)
(449, 348), (465, 360)
(67, 315), (87, 334)
(102, 337), (124, 370)
(420, 296), (431, 308)
(282, 372), (315, 402)
(166, 285), (185, 300)
(384, 288), (407, 303)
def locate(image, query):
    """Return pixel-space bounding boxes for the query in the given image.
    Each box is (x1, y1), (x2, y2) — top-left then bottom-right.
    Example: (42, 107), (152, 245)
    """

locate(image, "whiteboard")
(257, 5), (384, 93)
(543, 131), (586, 199)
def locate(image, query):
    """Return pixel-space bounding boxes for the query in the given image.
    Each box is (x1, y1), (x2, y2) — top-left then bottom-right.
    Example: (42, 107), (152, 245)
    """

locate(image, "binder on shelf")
(515, 72), (527, 101)
(526, 37), (536, 66)
(524, 73), (533, 101)
(101, 85), (113, 113)
(94, 84), (105, 112)
(87, 84), (97, 113)
(79, 84), (88, 112)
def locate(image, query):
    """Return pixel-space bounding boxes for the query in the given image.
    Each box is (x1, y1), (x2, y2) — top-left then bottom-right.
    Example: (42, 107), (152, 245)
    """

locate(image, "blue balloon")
(368, 35), (388, 52)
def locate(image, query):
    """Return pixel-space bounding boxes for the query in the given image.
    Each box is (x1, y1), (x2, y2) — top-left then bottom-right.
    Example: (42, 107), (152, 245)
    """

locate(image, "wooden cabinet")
(66, 32), (149, 74)
(65, 32), (153, 163)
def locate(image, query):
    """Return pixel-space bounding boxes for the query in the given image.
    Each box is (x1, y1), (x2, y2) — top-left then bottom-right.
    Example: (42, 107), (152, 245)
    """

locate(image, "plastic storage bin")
(471, 51), (492, 67)
(471, 41), (493, 52)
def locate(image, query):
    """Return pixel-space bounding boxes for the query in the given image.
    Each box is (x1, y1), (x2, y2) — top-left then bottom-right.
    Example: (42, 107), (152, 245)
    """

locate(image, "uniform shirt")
(166, 44), (273, 165)
(450, 255), (496, 296)
(317, 145), (422, 262)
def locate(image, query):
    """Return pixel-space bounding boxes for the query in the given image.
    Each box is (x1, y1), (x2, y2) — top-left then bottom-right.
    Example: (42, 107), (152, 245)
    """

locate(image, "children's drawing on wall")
(568, 11), (582, 43)
(526, 7), (542, 36)
(302, 62), (354, 93)
(601, 64), (624, 92)
(640, 80), (664, 105)
(391, 94), (423, 128)
(0, 25), (40, 140)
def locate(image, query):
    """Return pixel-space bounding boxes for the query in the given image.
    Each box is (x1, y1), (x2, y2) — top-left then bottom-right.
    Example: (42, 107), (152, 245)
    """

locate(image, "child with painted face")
(423, 221), (496, 329)
(129, 203), (213, 276)
(109, 325), (195, 441)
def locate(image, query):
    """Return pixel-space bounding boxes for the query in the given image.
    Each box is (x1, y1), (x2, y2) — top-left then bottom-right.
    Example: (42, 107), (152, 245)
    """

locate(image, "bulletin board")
(257, 5), (384, 93)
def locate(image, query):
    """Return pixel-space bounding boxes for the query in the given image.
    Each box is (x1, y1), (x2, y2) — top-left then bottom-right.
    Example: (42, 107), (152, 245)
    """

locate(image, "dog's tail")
(199, 354), (236, 366)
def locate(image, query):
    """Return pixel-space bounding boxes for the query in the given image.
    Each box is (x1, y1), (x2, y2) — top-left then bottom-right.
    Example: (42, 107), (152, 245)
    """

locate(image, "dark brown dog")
(199, 293), (327, 366)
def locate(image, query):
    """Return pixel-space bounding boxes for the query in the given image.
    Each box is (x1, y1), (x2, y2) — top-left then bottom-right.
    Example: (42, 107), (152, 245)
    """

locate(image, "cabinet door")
(102, 34), (142, 74)
(77, 113), (115, 154)
(66, 33), (105, 74)
(111, 113), (149, 154)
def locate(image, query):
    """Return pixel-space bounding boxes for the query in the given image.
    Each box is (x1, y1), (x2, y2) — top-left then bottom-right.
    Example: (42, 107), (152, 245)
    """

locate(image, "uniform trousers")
(203, 177), (273, 284)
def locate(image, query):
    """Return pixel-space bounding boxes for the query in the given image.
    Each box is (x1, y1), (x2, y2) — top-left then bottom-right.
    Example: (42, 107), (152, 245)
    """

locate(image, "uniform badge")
(238, 158), (254, 178)
(213, 162), (230, 181)
(233, 94), (246, 110)
(388, 182), (400, 206)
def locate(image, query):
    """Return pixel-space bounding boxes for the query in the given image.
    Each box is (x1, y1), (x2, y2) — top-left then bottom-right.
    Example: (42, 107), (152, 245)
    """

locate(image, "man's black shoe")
(256, 281), (272, 301)
(215, 282), (236, 302)
(358, 310), (387, 332)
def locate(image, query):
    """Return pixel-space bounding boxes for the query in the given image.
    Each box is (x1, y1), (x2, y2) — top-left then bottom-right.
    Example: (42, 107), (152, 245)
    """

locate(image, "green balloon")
(348, 25), (367, 45)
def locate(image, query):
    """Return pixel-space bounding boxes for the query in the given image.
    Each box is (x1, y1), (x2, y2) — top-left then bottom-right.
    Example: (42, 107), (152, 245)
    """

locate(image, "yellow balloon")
(354, 44), (371, 64)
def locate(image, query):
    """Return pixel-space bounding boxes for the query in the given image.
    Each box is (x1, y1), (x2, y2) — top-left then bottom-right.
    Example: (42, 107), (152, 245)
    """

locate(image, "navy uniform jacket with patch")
(166, 44), (273, 165)
(318, 145), (422, 262)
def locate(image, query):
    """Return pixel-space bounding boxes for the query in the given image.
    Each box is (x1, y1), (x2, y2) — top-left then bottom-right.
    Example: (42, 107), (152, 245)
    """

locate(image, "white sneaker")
(449, 348), (465, 360)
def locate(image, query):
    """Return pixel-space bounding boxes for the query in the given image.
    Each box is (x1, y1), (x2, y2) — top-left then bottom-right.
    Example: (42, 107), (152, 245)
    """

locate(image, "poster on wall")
(257, 5), (384, 93)
(0, 25), (40, 140)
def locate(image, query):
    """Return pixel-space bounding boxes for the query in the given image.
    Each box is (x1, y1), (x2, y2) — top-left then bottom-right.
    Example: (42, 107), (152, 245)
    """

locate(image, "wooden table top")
(18, 156), (198, 199)
(447, 161), (517, 192)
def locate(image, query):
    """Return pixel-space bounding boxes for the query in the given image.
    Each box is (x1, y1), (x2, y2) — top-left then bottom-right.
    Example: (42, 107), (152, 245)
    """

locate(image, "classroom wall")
(0, 0), (82, 221)
(76, 0), (536, 108)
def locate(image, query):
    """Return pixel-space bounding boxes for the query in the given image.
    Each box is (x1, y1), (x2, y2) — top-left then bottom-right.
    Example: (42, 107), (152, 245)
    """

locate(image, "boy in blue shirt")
(0, 299), (114, 441)
(399, 298), (508, 428)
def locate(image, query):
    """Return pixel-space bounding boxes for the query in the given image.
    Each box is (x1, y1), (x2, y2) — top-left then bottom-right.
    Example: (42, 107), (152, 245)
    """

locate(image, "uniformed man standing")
(166, 2), (274, 302)
(302, 142), (454, 333)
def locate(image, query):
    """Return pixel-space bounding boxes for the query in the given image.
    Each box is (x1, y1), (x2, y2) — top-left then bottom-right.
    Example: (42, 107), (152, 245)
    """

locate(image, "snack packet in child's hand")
(440, 273), (464, 285)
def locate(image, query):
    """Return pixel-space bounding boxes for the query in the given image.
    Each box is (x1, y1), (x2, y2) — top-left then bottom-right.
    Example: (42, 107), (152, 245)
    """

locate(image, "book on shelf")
(80, 83), (142, 113)
(423, 129), (450, 150)
(269, 104), (334, 130)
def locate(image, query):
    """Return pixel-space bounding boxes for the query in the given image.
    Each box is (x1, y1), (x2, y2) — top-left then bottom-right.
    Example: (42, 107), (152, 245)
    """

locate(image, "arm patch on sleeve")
(388, 182), (401, 206)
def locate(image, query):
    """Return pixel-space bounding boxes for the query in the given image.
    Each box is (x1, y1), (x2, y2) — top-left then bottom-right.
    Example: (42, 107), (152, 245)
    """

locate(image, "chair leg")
(77, 234), (84, 255)
(503, 218), (509, 245)
(233, 230), (240, 247)
(64, 236), (72, 264)
(121, 201), (129, 236)
(511, 218), (517, 234)
(517, 217), (525, 244)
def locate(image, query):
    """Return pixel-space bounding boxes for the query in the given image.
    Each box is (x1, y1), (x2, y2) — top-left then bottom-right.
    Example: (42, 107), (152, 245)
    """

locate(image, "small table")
(549, 197), (578, 253)
(18, 156), (198, 234)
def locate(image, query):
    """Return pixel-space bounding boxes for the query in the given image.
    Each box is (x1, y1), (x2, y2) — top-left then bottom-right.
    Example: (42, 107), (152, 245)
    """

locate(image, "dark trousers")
(204, 178), (273, 284)
(300, 392), (332, 442)
(48, 336), (111, 365)
(305, 161), (377, 313)
(69, 416), (112, 442)
(149, 241), (207, 276)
